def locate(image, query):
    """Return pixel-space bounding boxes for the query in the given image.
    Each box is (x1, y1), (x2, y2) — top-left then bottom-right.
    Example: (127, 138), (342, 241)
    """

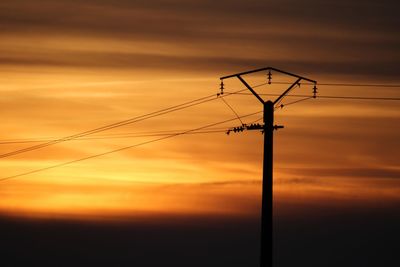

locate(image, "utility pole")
(220, 67), (317, 267)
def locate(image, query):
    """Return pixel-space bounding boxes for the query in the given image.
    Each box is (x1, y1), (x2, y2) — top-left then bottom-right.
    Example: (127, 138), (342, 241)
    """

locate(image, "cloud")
(0, 0), (398, 79)
(172, 179), (261, 187)
(0, 49), (399, 79)
(1, 0), (398, 35)
(280, 167), (400, 180)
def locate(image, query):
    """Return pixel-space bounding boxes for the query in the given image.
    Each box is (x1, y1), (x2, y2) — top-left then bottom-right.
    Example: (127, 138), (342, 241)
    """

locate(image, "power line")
(0, 127), (231, 141)
(275, 97), (313, 110)
(0, 128), (231, 145)
(0, 111), (262, 182)
(0, 82), (269, 159)
(0, 86), (262, 159)
(271, 81), (400, 88)
(2, 80), (397, 179)
(2, 88), (397, 158)
(0, 95), (211, 158)
(3, 90), (397, 147)
(227, 92), (400, 101)
(310, 95), (400, 101)
(318, 83), (400, 88)
(219, 97), (244, 125)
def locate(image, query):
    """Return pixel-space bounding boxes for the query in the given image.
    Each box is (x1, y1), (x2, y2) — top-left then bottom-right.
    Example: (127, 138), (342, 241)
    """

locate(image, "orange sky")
(0, 0), (399, 221)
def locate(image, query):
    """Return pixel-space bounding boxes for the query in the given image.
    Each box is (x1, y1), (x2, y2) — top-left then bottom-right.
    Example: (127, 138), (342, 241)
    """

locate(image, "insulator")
(313, 84), (318, 98)
(220, 80), (224, 94)
(267, 70), (272, 84)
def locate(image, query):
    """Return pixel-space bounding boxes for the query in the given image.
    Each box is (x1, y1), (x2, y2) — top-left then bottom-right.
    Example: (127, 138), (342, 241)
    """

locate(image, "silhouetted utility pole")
(220, 67), (317, 267)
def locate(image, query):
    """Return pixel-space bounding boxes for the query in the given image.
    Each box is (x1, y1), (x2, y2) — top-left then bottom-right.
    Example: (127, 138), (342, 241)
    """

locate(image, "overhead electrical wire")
(0, 127), (232, 145)
(219, 97), (244, 125)
(305, 95), (400, 101)
(227, 92), (400, 101)
(2, 88), (397, 146)
(270, 81), (400, 88)
(1, 127), (232, 141)
(0, 111), (263, 182)
(1, 88), (397, 147)
(0, 82), (268, 159)
(317, 83), (400, 88)
(1, 80), (399, 182)
(0, 86), (267, 159)
(0, 94), (214, 159)
(274, 97), (313, 110)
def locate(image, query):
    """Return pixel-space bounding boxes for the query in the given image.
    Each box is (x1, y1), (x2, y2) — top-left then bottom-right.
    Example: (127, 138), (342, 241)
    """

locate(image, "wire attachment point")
(313, 83), (318, 98)
(220, 80), (224, 95)
(226, 123), (265, 135)
(267, 70), (272, 84)
(273, 125), (284, 131)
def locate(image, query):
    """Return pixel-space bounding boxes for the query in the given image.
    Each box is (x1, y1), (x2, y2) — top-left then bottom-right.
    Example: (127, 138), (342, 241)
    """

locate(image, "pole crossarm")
(220, 66), (317, 84)
(220, 67), (318, 104)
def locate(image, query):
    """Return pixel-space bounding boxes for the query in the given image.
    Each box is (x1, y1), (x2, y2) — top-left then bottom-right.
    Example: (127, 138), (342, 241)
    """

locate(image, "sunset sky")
(1, 0), (399, 266)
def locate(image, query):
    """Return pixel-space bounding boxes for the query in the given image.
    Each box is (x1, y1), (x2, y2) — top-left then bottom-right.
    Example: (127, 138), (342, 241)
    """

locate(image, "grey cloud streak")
(1, 0), (398, 33)
(1, 0), (398, 43)
(1, 51), (399, 79)
(0, 0), (399, 79)
(280, 167), (400, 180)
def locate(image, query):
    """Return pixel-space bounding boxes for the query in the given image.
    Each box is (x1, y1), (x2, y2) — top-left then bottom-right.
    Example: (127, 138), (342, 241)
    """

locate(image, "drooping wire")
(266, 82), (400, 88)
(226, 92), (400, 101)
(0, 88), (251, 159)
(0, 82), (269, 146)
(219, 97), (244, 125)
(303, 95), (400, 101)
(0, 127), (231, 145)
(0, 95), (211, 158)
(0, 81), (271, 159)
(0, 111), (263, 182)
(217, 81), (268, 126)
